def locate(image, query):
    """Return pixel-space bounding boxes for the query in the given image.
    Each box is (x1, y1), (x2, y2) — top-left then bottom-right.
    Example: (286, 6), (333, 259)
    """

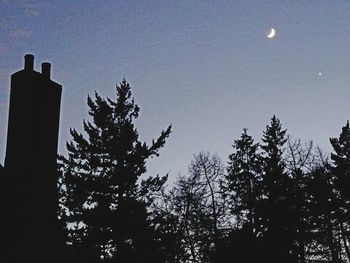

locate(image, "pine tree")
(330, 121), (350, 204)
(218, 129), (263, 263)
(225, 129), (262, 235)
(308, 160), (341, 263)
(260, 115), (295, 262)
(285, 139), (314, 263)
(330, 121), (350, 261)
(58, 80), (171, 262)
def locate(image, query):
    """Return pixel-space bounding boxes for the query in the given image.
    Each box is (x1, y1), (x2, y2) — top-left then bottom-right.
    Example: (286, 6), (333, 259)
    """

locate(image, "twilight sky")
(1, 1), (350, 180)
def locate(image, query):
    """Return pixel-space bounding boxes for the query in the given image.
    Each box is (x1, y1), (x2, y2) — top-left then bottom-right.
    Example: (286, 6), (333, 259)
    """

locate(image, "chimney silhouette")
(24, 54), (34, 71)
(0, 54), (75, 262)
(42, 62), (51, 79)
(5, 54), (61, 188)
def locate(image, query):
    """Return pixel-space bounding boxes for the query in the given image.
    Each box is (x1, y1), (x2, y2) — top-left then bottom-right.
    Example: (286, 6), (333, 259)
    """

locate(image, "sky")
(1, 1), (350, 181)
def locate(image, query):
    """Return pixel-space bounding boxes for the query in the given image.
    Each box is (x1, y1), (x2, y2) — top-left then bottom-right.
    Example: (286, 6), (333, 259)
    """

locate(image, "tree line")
(58, 80), (350, 263)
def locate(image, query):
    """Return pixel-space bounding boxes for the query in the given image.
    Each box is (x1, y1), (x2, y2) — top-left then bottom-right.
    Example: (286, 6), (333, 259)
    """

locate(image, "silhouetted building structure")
(0, 55), (76, 263)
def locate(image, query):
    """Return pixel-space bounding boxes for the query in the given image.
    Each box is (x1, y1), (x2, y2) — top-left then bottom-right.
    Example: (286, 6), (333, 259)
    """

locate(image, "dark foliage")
(52, 84), (350, 263)
(225, 128), (262, 236)
(58, 80), (171, 262)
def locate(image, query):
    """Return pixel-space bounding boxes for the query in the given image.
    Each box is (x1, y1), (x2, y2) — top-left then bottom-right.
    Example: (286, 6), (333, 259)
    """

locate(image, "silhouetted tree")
(169, 173), (210, 262)
(150, 186), (190, 263)
(188, 153), (226, 251)
(213, 129), (263, 263)
(58, 80), (171, 262)
(225, 128), (262, 235)
(330, 121), (350, 261)
(259, 115), (296, 262)
(307, 152), (341, 263)
(286, 138), (314, 263)
(161, 152), (225, 263)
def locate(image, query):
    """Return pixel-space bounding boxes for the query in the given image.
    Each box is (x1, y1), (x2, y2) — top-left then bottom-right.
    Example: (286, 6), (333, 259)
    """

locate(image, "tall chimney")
(2, 55), (67, 262)
(24, 54), (34, 71)
(41, 62), (51, 79)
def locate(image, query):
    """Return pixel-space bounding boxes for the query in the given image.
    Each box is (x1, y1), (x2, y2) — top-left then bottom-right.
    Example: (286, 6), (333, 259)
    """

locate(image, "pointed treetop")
(262, 115), (287, 148)
(330, 121), (350, 161)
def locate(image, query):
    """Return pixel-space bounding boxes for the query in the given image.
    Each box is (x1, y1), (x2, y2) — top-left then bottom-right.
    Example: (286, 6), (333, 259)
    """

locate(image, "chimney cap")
(24, 54), (34, 59)
(24, 54), (34, 71)
(41, 62), (51, 79)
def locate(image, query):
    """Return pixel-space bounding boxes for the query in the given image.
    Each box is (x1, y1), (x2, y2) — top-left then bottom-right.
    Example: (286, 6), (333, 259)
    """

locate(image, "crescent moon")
(267, 28), (276, 39)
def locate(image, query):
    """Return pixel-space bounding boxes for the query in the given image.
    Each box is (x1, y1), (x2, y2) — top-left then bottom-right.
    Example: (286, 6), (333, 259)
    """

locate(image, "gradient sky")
(1, 1), (350, 181)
